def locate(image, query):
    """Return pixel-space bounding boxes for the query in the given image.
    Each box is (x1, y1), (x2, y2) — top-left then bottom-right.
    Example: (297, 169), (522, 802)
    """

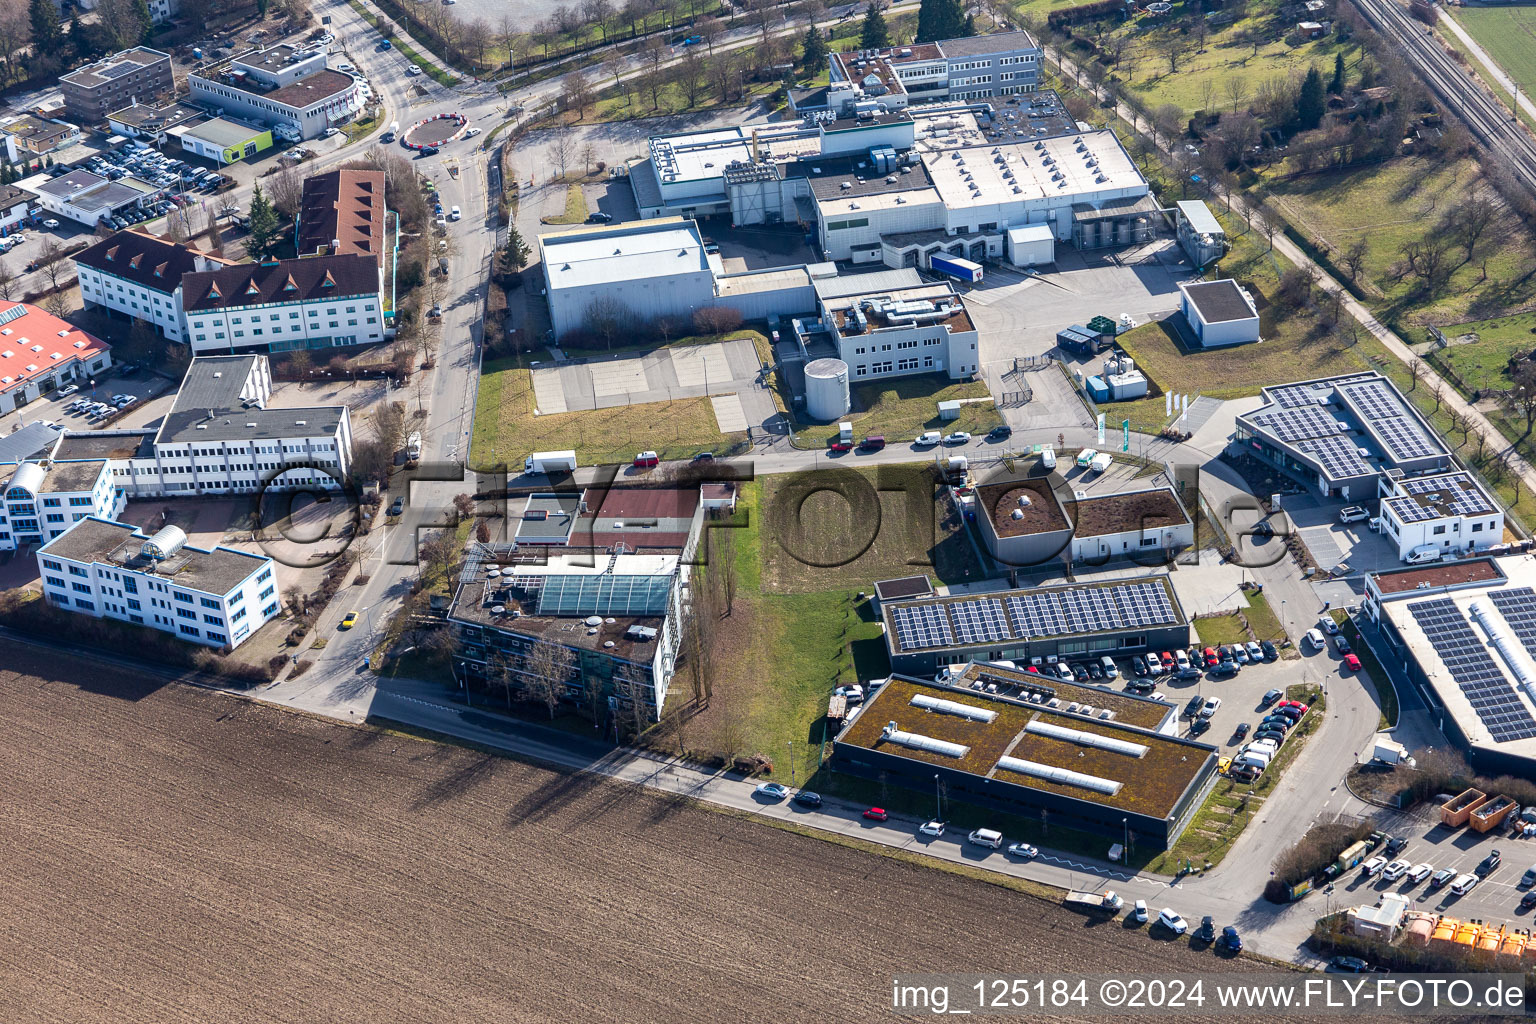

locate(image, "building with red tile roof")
(0, 302), (112, 415)
(297, 169), (387, 267)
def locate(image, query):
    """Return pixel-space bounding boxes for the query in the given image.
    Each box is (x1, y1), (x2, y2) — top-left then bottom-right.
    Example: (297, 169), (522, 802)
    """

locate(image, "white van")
(1405, 545), (1442, 565)
(1040, 445), (1056, 470)
(915, 431), (942, 447)
(1304, 628), (1327, 652)
(968, 828), (1003, 849)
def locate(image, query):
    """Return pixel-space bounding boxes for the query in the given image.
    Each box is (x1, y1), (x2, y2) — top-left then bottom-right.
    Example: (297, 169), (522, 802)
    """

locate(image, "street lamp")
(933, 773), (941, 820)
(1122, 816), (1129, 854)
(787, 739), (795, 786)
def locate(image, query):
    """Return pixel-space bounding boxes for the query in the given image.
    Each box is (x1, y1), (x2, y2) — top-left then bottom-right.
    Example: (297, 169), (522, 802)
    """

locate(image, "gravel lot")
(0, 649), (1293, 1023)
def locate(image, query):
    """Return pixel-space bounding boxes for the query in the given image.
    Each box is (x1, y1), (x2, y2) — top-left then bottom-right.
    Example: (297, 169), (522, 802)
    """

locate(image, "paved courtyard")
(531, 338), (776, 434)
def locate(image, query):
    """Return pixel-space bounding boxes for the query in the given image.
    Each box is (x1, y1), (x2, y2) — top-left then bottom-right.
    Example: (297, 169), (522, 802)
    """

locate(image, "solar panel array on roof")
(1489, 588), (1536, 659)
(535, 574), (673, 616)
(1250, 404), (1346, 443)
(1384, 495), (1438, 524)
(1339, 379), (1441, 461)
(890, 581), (1180, 652)
(1268, 383), (1326, 409)
(1295, 434), (1372, 480)
(1410, 597), (1536, 743)
(950, 598), (1011, 645)
(1402, 473), (1495, 516)
(892, 602), (955, 651)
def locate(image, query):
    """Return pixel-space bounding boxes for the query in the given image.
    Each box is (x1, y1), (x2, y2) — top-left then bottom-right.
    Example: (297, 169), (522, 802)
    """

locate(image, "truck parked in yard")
(524, 450), (578, 474)
(1370, 737), (1416, 768)
(929, 252), (984, 284)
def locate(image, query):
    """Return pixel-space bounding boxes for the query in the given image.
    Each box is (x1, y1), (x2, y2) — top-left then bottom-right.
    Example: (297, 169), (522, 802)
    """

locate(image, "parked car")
(1131, 900), (1148, 923)
(1382, 859), (1411, 881)
(1340, 505), (1369, 523)
(1361, 856), (1387, 876)
(1189, 718), (1210, 736)
(1156, 908), (1188, 935)
(586, 211), (613, 224)
(1451, 873), (1480, 895)
(827, 439), (853, 453)
(389, 497), (404, 517)
(918, 820), (945, 837)
(753, 782), (788, 800)
(1343, 653), (1362, 672)
(57, 384), (78, 396)
(914, 431), (942, 447)
(1477, 849), (1502, 877)
(1407, 862), (1434, 884)
(1233, 645), (1250, 665)
(1320, 616), (1340, 635)
(1278, 700), (1310, 715)
(1260, 640), (1278, 661)
(987, 424), (1012, 440)
(1244, 641), (1264, 662)
(691, 451), (715, 463)
(1193, 915), (1216, 943)
(862, 807), (888, 821)
(1429, 868), (1456, 890)
(42, 218), (59, 228)
(1335, 636), (1352, 655)
(633, 450), (659, 468)
(1234, 722), (1250, 739)
(1329, 956), (1371, 973)
(1218, 925), (1243, 952)
(793, 790), (821, 808)
(942, 431), (971, 445)
(1199, 697), (1221, 718)
(1006, 841), (1037, 859)
(858, 435), (886, 451)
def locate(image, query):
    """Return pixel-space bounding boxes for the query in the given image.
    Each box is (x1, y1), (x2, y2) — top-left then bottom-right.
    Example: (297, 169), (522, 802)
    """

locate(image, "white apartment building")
(37, 517), (281, 649)
(1377, 471), (1506, 561)
(181, 253), (384, 354)
(0, 457), (125, 550)
(73, 229), (231, 344)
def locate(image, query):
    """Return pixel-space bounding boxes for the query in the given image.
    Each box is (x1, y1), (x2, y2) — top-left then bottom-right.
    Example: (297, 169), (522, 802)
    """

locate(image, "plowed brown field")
(0, 648), (1286, 1023)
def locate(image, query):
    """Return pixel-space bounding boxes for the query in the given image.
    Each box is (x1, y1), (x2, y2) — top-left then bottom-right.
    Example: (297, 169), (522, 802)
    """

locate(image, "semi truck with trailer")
(929, 253), (984, 284)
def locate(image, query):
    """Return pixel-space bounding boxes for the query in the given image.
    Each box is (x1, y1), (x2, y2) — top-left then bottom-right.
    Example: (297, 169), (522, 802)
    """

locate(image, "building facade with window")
(813, 276), (979, 382)
(0, 457), (124, 551)
(73, 229), (232, 343)
(181, 253), (384, 354)
(188, 46), (363, 142)
(37, 517), (280, 650)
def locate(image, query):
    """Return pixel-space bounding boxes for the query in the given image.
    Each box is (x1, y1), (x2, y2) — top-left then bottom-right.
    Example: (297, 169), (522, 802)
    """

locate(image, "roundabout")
(402, 112), (468, 150)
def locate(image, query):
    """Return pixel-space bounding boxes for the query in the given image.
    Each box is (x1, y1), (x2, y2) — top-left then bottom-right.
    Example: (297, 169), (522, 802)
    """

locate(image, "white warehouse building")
(539, 219), (716, 340)
(808, 270), (979, 384)
(188, 45), (363, 142)
(37, 517), (281, 650)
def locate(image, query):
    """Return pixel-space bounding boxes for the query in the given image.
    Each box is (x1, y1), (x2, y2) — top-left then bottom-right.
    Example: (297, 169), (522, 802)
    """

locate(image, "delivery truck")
(524, 450), (578, 475)
(1370, 737), (1416, 767)
(930, 252), (984, 284)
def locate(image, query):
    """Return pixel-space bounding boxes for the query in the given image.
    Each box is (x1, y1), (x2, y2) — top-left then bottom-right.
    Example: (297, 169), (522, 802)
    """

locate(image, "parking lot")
(0, 363), (169, 436)
(1340, 805), (1536, 924)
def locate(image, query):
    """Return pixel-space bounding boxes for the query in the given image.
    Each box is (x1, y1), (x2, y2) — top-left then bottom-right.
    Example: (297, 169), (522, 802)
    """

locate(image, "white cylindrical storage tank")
(804, 357), (850, 421)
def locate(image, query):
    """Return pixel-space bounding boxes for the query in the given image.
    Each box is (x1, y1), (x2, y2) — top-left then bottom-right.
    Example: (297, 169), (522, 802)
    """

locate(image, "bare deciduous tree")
(526, 637), (575, 719)
(1225, 76), (1249, 114)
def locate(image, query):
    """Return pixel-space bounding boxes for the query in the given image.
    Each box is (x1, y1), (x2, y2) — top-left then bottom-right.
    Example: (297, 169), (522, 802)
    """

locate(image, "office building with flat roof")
(60, 47), (174, 123)
(189, 45), (363, 141)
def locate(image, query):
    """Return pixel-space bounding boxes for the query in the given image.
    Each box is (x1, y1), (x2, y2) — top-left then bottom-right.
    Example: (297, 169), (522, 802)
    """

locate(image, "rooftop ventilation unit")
(880, 721), (970, 758)
(995, 757), (1123, 795)
(1026, 720), (1147, 757)
(911, 693), (997, 722)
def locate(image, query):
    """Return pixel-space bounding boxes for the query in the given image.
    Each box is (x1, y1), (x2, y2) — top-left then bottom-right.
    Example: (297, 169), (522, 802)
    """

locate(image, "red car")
(1159, 651), (1175, 669)
(863, 807), (888, 821)
(1203, 646), (1219, 667)
(633, 450), (659, 468)
(1342, 653), (1361, 672)
(1278, 700), (1310, 714)
(828, 439), (853, 452)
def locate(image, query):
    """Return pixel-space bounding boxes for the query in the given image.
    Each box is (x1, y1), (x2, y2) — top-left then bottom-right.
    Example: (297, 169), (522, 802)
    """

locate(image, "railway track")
(1350, 0), (1536, 194)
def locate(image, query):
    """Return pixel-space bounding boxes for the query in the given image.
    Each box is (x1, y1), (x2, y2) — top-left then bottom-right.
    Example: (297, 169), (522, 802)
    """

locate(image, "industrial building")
(0, 301), (113, 416)
(537, 218), (820, 341)
(181, 252), (385, 354)
(1175, 200), (1226, 269)
(189, 45), (363, 142)
(879, 574), (1190, 676)
(106, 100), (206, 144)
(511, 486), (706, 552)
(831, 664), (1217, 851)
(1234, 373), (1461, 502)
(1178, 279), (1259, 347)
(630, 95), (1152, 267)
(73, 229), (233, 343)
(1362, 556), (1536, 775)
(59, 47), (175, 124)
(37, 517), (280, 649)
(176, 116), (272, 165)
(807, 272), (978, 387)
(788, 30), (1041, 119)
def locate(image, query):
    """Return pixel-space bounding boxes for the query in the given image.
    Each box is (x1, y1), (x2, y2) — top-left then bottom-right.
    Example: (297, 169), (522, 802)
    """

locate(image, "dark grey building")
(881, 575), (1190, 676)
(60, 47), (175, 124)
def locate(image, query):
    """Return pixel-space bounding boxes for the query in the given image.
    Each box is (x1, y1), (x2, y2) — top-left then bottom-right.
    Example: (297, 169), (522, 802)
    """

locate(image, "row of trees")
(0, 0), (152, 88)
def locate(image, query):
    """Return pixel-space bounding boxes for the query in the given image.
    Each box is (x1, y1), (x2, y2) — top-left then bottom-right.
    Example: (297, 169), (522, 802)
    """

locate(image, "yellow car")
(1217, 756), (1232, 775)
(340, 611), (359, 630)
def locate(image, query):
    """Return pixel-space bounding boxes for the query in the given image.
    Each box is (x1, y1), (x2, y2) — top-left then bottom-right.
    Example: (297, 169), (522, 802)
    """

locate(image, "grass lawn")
(341, 113), (379, 144)
(1428, 312), (1536, 394)
(540, 184), (589, 225)
(759, 465), (985, 594)
(1448, 6), (1536, 104)
(1193, 612), (1249, 647)
(1245, 591), (1287, 643)
(790, 376), (1002, 447)
(1260, 155), (1536, 331)
(470, 356), (740, 468)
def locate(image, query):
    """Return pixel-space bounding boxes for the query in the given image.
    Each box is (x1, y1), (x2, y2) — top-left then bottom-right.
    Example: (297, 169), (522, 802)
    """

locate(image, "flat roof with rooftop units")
(833, 666), (1216, 849)
(921, 129), (1145, 211)
(40, 516), (269, 596)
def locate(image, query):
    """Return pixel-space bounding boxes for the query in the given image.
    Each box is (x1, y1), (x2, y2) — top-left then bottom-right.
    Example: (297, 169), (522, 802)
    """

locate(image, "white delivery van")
(1090, 452), (1113, 475)
(406, 431), (422, 460)
(1405, 544), (1442, 565)
(1040, 445), (1056, 470)
(915, 431), (942, 447)
(1304, 628), (1327, 652)
(968, 828), (1004, 849)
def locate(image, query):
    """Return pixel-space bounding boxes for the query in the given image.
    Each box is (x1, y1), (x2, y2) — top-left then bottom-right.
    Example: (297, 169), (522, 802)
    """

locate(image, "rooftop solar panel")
(1402, 472), (1495, 516)
(1409, 597), (1536, 743)
(1338, 379), (1442, 462)
(1383, 495), (1437, 524)
(1295, 434), (1372, 480)
(894, 581), (1180, 651)
(1250, 404), (1347, 443)
(950, 598), (1013, 645)
(892, 602), (955, 651)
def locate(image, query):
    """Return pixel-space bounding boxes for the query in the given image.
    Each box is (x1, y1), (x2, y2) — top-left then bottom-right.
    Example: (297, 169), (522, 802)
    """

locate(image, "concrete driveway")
(1277, 493), (1403, 576)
